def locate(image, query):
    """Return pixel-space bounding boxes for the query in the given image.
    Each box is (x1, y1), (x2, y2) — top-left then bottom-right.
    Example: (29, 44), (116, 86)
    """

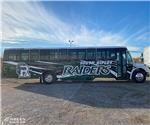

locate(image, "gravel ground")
(1, 78), (150, 125)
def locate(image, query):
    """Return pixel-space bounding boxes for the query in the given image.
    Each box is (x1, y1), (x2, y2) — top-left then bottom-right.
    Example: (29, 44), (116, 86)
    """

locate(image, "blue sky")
(1, 1), (150, 57)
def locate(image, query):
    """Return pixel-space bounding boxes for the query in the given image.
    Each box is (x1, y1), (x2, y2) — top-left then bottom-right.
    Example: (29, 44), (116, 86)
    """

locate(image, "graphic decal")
(61, 60), (118, 78)
(16, 63), (31, 78)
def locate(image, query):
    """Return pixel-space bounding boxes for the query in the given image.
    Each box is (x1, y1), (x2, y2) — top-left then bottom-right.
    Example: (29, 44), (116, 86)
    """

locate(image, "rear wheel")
(132, 70), (146, 83)
(43, 72), (56, 84)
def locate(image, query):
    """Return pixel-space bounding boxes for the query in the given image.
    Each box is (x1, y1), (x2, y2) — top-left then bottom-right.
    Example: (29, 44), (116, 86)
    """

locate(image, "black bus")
(3, 47), (149, 83)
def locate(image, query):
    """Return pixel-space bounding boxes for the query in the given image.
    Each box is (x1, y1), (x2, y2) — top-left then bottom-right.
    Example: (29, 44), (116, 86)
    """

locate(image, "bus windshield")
(126, 51), (133, 64)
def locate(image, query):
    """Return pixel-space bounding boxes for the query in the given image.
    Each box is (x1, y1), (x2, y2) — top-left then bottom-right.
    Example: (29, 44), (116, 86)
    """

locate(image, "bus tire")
(42, 72), (56, 84)
(132, 70), (146, 83)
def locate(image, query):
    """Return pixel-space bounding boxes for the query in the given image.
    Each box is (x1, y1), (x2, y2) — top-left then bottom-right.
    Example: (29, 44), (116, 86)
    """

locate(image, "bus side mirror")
(140, 53), (144, 62)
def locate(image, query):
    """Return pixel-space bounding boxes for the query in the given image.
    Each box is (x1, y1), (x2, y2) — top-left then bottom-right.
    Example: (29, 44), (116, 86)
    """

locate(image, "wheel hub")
(45, 74), (53, 83)
(135, 73), (144, 81)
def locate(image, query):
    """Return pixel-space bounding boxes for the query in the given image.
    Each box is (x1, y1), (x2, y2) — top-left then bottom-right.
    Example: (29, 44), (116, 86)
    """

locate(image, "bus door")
(116, 51), (122, 78)
(121, 50), (127, 78)
(126, 51), (133, 77)
(121, 50), (133, 79)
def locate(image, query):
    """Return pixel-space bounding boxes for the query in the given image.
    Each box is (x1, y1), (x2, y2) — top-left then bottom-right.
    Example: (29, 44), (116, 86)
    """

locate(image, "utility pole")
(68, 40), (74, 47)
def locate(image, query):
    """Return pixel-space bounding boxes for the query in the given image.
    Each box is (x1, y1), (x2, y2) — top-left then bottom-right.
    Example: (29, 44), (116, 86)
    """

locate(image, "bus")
(3, 47), (149, 83)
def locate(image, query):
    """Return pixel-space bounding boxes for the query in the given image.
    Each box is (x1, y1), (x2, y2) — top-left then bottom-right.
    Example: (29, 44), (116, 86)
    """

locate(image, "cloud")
(70, 25), (126, 47)
(135, 32), (150, 41)
(2, 1), (70, 43)
(124, 27), (149, 43)
(2, 1), (146, 51)
(127, 46), (140, 51)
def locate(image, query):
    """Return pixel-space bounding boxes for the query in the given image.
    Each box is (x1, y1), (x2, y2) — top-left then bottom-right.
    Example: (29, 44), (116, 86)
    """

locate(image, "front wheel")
(43, 72), (56, 84)
(132, 70), (146, 83)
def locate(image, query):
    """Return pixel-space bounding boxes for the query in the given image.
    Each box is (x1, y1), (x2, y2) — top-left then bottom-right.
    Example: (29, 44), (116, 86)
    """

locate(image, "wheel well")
(42, 70), (56, 78)
(136, 68), (146, 74)
(42, 70), (55, 75)
(132, 68), (146, 79)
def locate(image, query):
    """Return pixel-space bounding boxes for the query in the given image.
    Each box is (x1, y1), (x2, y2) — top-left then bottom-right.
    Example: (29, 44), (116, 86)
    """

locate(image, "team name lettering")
(62, 65), (111, 76)
(62, 60), (117, 77)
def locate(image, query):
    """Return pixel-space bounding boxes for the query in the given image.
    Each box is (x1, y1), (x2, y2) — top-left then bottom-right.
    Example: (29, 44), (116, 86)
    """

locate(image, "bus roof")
(4, 46), (127, 50)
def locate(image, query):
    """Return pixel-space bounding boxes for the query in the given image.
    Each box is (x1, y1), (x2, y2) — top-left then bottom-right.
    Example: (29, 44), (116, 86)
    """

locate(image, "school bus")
(3, 47), (149, 83)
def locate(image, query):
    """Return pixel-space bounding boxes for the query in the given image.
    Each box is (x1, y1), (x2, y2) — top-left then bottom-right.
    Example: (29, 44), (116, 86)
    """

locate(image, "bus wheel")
(132, 70), (146, 83)
(43, 72), (56, 84)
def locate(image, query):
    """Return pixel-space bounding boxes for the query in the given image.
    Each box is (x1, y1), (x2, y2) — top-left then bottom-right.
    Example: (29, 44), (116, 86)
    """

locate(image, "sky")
(1, 1), (150, 57)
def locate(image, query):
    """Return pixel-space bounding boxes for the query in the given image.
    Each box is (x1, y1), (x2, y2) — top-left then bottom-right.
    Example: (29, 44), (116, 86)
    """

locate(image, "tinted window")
(110, 51), (116, 60)
(96, 51), (101, 60)
(68, 49), (78, 60)
(57, 49), (68, 61)
(21, 52), (29, 61)
(40, 49), (50, 61)
(126, 51), (133, 64)
(96, 49), (117, 60)
(21, 50), (29, 61)
(49, 49), (56, 61)
(3, 50), (9, 60)
(97, 49), (105, 59)
(4, 50), (20, 61)
(78, 49), (86, 60)
(8, 53), (17, 61)
(86, 49), (96, 60)
(30, 50), (40, 61)
(106, 50), (116, 60)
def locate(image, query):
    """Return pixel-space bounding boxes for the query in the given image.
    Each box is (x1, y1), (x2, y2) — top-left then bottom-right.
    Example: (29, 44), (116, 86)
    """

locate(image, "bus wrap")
(3, 47), (149, 83)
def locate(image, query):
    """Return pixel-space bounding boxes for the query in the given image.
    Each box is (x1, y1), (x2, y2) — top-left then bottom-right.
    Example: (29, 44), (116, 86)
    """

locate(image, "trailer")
(144, 46), (150, 68)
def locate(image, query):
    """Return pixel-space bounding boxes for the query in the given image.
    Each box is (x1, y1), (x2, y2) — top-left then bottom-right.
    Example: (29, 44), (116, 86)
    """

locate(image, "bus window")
(78, 49), (86, 60)
(21, 52), (29, 61)
(126, 51), (133, 64)
(117, 52), (120, 62)
(6, 50), (20, 61)
(69, 49), (78, 60)
(116, 51), (122, 77)
(122, 51), (127, 74)
(58, 49), (68, 61)
(110, 52), (116, 60)
(49, 50), (56, 61)
(71, 52), (77, 59)
(55, 52), (59, 60)
(8, 53), (17, 61)
(3, 51), (9, 61)
(101, 51), (105, 59)
(96, 51), (102, 60)
(122, 52), (126, 64)
(30, 50), (40, 61)
(40, 49), (50, 61)
(20, 50), (29, 61)
(106, 51), (109, 59)
(86, 49), (96, 60)
(106, 50), (116, 60)
(97, 49), (105, 59)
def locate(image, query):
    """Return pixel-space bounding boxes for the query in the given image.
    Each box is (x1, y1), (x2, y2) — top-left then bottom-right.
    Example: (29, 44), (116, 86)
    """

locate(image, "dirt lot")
(1, 78), (150, 125)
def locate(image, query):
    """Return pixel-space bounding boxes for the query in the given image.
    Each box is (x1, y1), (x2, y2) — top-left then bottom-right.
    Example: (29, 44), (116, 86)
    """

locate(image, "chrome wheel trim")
(45, 74), (53, 83)
(135, 73), (144, 81)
